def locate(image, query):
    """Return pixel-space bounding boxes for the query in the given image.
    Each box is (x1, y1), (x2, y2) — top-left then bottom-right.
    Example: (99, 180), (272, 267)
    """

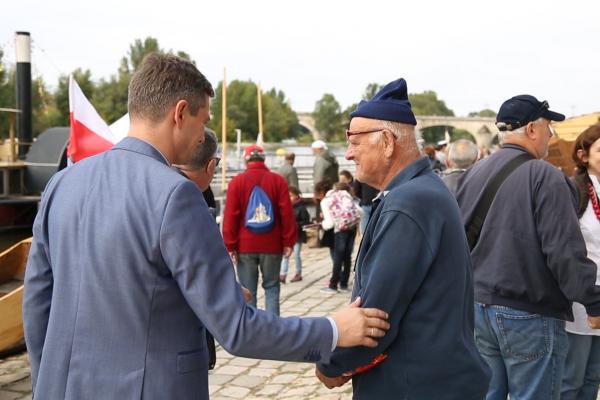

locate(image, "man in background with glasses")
(315, 78), (491, 399)
(456, 95), (600, 399)
(174, 128), (220, 219)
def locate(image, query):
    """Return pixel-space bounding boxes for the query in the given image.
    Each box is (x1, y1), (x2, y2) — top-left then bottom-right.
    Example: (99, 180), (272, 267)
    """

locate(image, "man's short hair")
(128, 53), (215, 124)
(187, 129), (218, 169)
(285, 152), (295, 162)
(448, 139), (479, 169)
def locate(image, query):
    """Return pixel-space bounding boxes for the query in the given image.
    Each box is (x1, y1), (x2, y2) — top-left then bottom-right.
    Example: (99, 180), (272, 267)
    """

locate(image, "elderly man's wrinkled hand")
(588, 316), (600, 329)
(315, 368), (351, 389)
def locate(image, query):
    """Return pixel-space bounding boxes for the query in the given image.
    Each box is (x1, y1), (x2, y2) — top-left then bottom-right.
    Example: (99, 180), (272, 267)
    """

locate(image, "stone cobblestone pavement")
(0, 245), (354, 399)
(4, 244), (596, 399)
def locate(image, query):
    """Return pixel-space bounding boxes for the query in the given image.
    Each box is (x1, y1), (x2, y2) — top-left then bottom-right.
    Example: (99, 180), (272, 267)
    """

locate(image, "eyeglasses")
(212, 157), (221, 167)
(345, 128), (386, 141)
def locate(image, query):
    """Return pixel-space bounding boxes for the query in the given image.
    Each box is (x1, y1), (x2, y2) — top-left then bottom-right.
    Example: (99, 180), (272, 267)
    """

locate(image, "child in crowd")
(339, 170), (354, 185)
(279, 186), (310, 283)
(319, 182), (361, 293)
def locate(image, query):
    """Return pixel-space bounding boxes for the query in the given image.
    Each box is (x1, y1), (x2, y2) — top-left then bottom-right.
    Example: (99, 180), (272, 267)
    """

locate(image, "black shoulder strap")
(466, 152), (534, 250)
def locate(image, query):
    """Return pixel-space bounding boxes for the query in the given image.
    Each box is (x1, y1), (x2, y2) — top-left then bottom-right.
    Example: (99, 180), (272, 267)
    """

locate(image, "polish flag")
(68, 76), (127, 162)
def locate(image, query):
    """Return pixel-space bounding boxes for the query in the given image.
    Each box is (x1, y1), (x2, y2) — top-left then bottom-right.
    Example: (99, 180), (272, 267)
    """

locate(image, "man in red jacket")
(223, 145), (297, 315)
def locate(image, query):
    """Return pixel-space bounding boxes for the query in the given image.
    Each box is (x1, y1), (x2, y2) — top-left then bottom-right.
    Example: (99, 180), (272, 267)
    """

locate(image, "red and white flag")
(68, 76), (126, 162)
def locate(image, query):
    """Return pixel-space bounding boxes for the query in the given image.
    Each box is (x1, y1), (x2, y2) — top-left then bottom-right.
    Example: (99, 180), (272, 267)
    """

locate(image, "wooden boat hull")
(0, 238), (31, 354)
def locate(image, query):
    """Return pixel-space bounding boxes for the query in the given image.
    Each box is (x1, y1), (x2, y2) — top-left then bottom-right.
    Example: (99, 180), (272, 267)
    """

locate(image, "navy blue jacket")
(318, 157), (490, 399)
(456, 144), (600, 320)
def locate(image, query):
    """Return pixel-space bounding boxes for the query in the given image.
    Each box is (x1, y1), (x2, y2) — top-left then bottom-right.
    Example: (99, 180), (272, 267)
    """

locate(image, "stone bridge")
(416, 116), (498, 148)
(297, 113), (498, 148)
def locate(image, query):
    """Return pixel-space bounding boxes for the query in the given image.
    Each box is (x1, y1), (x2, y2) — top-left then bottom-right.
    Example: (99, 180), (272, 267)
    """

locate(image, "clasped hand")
(316, 297), (390, 389)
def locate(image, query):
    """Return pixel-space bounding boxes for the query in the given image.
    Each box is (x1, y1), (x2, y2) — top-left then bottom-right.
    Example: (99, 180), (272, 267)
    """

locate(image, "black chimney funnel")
(15, 31), (32, 159)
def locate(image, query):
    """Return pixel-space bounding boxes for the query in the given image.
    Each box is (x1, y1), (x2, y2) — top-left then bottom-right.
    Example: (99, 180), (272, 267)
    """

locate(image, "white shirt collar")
(373, 191), (389, 202)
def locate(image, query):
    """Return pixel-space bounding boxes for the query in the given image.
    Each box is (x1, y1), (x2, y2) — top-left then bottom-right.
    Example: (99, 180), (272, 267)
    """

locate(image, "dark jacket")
(318, 157), (490, 399)
(292, 198), (310, 243)
(456, 144), (600, 320)
(313, 149), (339, 185)
(352, 180), (379, 206)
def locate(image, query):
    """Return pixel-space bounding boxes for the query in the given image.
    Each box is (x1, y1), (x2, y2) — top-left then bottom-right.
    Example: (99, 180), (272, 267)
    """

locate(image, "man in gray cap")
(456, 95), (600, 399)
(315, 78), (490, 399)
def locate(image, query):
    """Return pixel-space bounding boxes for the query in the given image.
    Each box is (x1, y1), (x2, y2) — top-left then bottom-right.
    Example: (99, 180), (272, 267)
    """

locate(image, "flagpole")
(257, 82), (263, 146)
(221, 67), (227, 192)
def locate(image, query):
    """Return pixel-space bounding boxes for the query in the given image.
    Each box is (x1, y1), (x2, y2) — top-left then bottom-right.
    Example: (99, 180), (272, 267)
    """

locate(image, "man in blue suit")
(23, 53), (390, 400)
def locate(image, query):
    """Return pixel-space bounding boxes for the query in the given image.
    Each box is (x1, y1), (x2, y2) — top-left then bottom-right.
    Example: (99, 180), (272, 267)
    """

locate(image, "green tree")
(450, 129), (476, 142)
(363, 83), (382, 100)
(408, 90), (454, 144)
(53, 68), (95, 127)
(468, 109), (496, 118)
(312, 93), (342, 140)
(0, 49), (15, 138)
(409, 91), (454, 116)
(262, 88), (301, 142)
(340, 103), (357, 130)
(0, 52), (57, 138)
(128, 38), (161, 71)
(91, 37), (186, 124)
(210, 80), (300, 143)
(338, 83), (382, 133)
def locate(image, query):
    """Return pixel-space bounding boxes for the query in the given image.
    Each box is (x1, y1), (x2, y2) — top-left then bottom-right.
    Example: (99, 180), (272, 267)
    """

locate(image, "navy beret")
(350, 78), (417, 125)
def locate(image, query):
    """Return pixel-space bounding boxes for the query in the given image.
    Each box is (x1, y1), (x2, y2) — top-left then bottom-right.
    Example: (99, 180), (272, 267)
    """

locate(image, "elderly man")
(315, 78), (491, 399)
(174, 128), (219, 192)
(456, 95), (600, 400)
(312, 140), (339, 185)
(441, 138), (479, 194)
(173, 128), (219, 213)
(23, 53), (390, 400)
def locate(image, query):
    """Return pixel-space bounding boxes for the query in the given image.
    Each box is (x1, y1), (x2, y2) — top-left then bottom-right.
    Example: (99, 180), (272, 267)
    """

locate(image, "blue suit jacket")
(23, 137), (332, 399)
(318, 157), (490, 399)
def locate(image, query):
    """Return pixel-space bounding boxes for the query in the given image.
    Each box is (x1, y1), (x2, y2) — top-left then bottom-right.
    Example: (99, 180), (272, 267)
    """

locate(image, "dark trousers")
(329, 228), (356, 289)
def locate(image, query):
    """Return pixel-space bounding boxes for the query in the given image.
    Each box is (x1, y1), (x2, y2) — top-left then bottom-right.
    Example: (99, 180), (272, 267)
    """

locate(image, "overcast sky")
(2, 0), (599, 117)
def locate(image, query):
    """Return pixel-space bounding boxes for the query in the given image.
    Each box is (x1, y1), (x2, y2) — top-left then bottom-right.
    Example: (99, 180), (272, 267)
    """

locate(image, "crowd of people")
(21, 52), (600, 400)
(219, 88), (600, 399)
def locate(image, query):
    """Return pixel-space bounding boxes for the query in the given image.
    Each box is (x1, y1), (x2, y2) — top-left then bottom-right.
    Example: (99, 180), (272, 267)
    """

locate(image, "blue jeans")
(561, 332), (600, 400)
(280, 242), (302, 276)
(474, 303), (568, 400)
(360, 205), (372, 234)
(237, 253), (282, 316)
(329, 228), (356, 289)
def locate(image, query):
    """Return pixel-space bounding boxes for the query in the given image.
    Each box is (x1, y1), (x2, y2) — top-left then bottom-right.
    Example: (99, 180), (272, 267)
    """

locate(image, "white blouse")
(567, 174), (600, 335)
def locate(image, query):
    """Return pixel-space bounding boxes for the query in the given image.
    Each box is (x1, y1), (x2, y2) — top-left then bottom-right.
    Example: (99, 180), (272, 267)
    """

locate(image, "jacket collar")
(246, 161), (269, 171)
(501, 143), (530, 153)
(384, 156), (432, 192)
(112, 137), (170, 166)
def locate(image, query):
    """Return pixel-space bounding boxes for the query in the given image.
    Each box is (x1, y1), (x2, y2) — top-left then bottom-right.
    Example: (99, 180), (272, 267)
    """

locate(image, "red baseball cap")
(243, 144), (265, 161)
